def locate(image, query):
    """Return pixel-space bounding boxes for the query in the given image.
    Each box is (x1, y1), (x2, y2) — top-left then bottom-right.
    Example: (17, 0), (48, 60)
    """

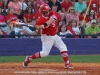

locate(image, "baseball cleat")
(23, 56), (30, 67)
(64, 63), (74, 69)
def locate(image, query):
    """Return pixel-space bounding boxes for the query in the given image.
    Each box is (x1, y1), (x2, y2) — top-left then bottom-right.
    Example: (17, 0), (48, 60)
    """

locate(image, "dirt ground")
(0, 62), (100, 75)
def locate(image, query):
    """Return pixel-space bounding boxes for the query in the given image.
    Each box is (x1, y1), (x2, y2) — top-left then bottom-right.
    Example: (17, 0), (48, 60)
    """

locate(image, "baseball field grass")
(0, 55), (100, 63)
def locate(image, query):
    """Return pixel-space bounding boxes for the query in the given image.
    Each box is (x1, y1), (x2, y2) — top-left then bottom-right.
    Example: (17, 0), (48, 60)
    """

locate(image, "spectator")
(79, 20), (86, 38)
(23, 7), (35, 24)
(6, 8), (18, 26)
(19, 0), (27, 11)
(87, 0), (99, 14)
(29, 18), (39, 38)
(21, 6), (36, 37)
(48, 0), (65, 21)
(19, 0), (28, 20)
(0, 7), (11, 36)
(58, 25), (73, 38)
(34, 7), (42, 20)
(66, 6), (79, 26)
(5, 7), (19, 38)
(6, 7), (19, 34)
(0, 8), (6, 24)
(0, 0), (3, 8)
(3, 0), (9, 10)
(26, 0), (36, 13)
(70, 19), (80, 35)
(29, 19), (36, 32)
(34, 0), (47, 13)
(13, 24), (34, 38)
(0, 0), (10, 17)
(48, 0), (61, 12)
(2, 7), (18, 38)
(85, 19), (100, 38)
(66, 19), (79, 38)
(74, 0), (87, 14)
(79, 8), (90, 26)
(8, 0), (21, 19)
(89, 10), (97, 20)
(61, 0), (73, 14)
(99, 0), (100, 13)
(5, 7), (33, 38)
(26, 0), (32, 7)
(2, 0), (11, 10)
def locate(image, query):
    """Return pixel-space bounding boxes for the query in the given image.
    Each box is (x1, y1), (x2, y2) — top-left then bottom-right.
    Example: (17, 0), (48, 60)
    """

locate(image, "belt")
(43, 34), (56, 36)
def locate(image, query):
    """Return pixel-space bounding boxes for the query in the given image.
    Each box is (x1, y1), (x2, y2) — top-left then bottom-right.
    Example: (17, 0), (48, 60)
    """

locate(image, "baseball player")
(23, 3), (73, 69)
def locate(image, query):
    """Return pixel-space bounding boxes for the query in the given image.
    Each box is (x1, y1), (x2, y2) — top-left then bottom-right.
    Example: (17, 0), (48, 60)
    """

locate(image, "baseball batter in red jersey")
(23, 3), (73, 69)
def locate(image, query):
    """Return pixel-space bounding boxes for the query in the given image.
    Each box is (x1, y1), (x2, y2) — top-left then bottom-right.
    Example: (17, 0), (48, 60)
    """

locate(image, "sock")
(61, 51), (69, 64)
(29, 52), (41, 61)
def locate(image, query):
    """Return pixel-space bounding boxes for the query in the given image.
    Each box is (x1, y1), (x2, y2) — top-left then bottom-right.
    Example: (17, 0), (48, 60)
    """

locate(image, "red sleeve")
(61, 2), (64, 8)
(97, 13), (100, 19)
(5, 15), (10, 22)
(85, 15), (90, 22)
(49, 11), (57, 20)
(49, 11), (55, 16)
(31, 13), (35, 19)
(23, 13), (27, 18)
(23, 13), (27, 22)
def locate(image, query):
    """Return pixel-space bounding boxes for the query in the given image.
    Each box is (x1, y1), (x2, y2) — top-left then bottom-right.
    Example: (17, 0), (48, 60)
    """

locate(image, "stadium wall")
(0, 38), (100, 56)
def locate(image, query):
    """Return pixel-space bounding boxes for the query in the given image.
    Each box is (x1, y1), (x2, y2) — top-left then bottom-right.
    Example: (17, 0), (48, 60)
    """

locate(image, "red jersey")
(97, 13), (100, 19)
(97, 13), (100, 22)
(5, 14), (18, 22)
(36, 11), (57, 35)
(0, 1), (3, 7)
(87, 0), (99, 13)
(61, 1), (73, 12)
(23, 13), (35, 23)
(79, 14), (90, 23)
(99, 2), (100, 13)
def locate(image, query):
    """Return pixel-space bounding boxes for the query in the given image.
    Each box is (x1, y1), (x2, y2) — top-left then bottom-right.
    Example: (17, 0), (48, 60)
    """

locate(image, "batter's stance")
(23, 3), (73, 69)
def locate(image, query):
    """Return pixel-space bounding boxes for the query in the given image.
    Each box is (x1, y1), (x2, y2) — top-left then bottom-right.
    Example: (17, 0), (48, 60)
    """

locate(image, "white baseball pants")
(40, 34), (67, 57)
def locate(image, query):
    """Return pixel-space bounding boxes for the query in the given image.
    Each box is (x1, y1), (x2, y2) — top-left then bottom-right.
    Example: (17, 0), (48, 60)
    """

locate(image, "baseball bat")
(12, 21), (33, 27)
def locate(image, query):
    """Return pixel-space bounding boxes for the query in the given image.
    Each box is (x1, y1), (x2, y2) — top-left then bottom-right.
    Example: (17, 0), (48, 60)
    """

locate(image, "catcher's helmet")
(40, 3), (51, 14)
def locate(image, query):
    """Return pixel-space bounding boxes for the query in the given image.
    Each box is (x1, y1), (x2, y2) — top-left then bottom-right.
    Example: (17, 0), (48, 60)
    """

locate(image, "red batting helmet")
(40, 3), (51, 14)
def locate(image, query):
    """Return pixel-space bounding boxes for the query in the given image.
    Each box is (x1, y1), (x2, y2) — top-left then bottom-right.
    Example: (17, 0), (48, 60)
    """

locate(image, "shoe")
(23, 56), (30, 67)
(64, 63), (74, 69)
